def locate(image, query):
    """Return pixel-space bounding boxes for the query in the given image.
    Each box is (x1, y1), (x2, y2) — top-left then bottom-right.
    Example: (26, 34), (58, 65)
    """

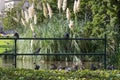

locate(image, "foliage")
(2, 1), (24, 30)
(0, 68), (120, 80)
(1, 0), (120, 67)
(0, 40), (14, 54)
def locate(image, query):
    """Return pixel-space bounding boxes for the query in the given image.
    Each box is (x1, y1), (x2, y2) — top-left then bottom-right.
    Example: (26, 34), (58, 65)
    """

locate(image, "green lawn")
(0, 40), (14, 54)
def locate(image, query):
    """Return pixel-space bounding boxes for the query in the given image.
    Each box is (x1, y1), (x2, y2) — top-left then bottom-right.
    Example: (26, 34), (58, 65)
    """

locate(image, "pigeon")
(33, 48), (41, 54)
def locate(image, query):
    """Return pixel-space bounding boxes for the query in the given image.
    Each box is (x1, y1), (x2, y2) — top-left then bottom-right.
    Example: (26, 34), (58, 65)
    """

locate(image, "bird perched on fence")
(14, 32), (19, 38)
(33, 48), (41, 54)
(64, 32), (69, 39)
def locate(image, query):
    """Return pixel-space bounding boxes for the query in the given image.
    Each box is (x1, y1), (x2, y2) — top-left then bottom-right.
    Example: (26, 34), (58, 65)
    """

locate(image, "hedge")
(0, 68), (120, 80)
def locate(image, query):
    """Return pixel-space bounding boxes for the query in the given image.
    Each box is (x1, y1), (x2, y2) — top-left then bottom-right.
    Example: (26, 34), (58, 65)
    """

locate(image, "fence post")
(14, 38), (17, 68)
(104, 34), (107, 69)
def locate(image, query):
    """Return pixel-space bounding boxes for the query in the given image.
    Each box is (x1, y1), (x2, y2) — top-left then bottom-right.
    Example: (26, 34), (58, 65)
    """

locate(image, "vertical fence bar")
(14, 38), (17, 68)
(104, 34), (107, 69)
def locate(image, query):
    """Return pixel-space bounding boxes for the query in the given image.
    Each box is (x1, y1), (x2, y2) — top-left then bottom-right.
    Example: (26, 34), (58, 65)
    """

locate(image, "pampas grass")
(24, 11), (29, 23)
(58, 0), (63, 13)
(62, 0), (67, 12)
(43, 3), (48, 18)
(47, 3), (53, 19)
(66, 8), (71, 21)
(28, 3), (35, 19)
(76, 0), (80, 12)
(73, 0), (77, 14)
(34, 14), (37, 24)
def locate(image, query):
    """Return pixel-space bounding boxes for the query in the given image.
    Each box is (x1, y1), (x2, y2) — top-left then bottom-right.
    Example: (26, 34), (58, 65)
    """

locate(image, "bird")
(33, 48), (41, 54)
(73, 65), (79, 71)
(14, 32), (19, 38)
(90, 64), (97, 70)
(64, 32), (69, 39)
(107, 65), (115, 70)
(50, 64), (57, 70)
(34, 63), (40, 70)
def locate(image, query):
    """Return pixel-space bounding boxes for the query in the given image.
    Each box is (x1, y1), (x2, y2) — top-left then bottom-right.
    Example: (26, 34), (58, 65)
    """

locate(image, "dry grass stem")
(30, 40), (33, 49)
(30, 23), (34, 32)
(12, 17), (19, 22)
(21, 18), (26, 26)
(47, 3), (53, 19)
(24, 11), (29, 23)
(34, 14), (37, 24)
(69, 20), (74, 30)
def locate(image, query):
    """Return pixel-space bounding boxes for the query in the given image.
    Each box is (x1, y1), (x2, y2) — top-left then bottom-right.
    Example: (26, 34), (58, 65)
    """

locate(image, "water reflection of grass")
(0, 40), (14, 53)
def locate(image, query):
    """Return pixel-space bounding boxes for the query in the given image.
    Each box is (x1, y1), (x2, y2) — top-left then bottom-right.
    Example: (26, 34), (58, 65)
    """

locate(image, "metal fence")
(0, 35), (107, 69)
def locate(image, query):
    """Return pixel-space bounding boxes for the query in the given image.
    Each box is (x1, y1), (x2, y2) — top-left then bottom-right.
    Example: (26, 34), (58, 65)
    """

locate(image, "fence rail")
(0, 35), (107, 69)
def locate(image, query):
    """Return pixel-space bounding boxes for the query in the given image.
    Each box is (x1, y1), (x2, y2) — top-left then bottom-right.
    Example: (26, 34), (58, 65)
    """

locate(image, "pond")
(0, 56), (103, 70)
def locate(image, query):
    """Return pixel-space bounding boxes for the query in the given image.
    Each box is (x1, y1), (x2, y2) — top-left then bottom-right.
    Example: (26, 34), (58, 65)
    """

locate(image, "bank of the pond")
(0, 68), (120, 80)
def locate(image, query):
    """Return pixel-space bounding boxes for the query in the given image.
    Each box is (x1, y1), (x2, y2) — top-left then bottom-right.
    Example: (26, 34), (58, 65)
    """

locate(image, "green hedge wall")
(0, 68), (120, 80)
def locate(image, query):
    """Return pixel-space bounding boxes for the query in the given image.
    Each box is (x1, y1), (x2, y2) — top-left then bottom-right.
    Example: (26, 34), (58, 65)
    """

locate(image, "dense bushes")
(0, 68), (120, 80)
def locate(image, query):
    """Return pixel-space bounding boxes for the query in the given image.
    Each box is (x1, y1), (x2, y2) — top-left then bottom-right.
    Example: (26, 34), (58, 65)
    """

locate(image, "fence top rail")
(0, 38), (105, 40)
(0, 53), (105, 56)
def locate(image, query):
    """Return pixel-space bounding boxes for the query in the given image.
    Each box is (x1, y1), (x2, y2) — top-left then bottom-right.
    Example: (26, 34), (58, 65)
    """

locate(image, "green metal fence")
(0, 35), (107, 69)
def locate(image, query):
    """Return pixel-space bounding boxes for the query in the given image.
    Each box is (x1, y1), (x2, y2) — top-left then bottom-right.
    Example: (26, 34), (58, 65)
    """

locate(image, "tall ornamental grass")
(16, 0), (103, 61)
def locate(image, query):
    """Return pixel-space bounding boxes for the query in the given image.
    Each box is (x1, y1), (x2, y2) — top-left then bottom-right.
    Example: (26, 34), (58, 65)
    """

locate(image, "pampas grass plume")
(58, 0), (63, 12)
(47, 3), (53, 19)
(28, 3), (35, 19)
(66, 8), (71, 21)
(73, 0), (77, 14)
(62, 0), (67, 12)
(43, 3), (48, 18)
(34, 14), (37, 24)
(77, 0), (80, 12)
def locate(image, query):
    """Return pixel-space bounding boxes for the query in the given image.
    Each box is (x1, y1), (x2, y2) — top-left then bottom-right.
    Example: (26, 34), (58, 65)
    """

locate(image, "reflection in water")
(0, 57), (102, 70)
